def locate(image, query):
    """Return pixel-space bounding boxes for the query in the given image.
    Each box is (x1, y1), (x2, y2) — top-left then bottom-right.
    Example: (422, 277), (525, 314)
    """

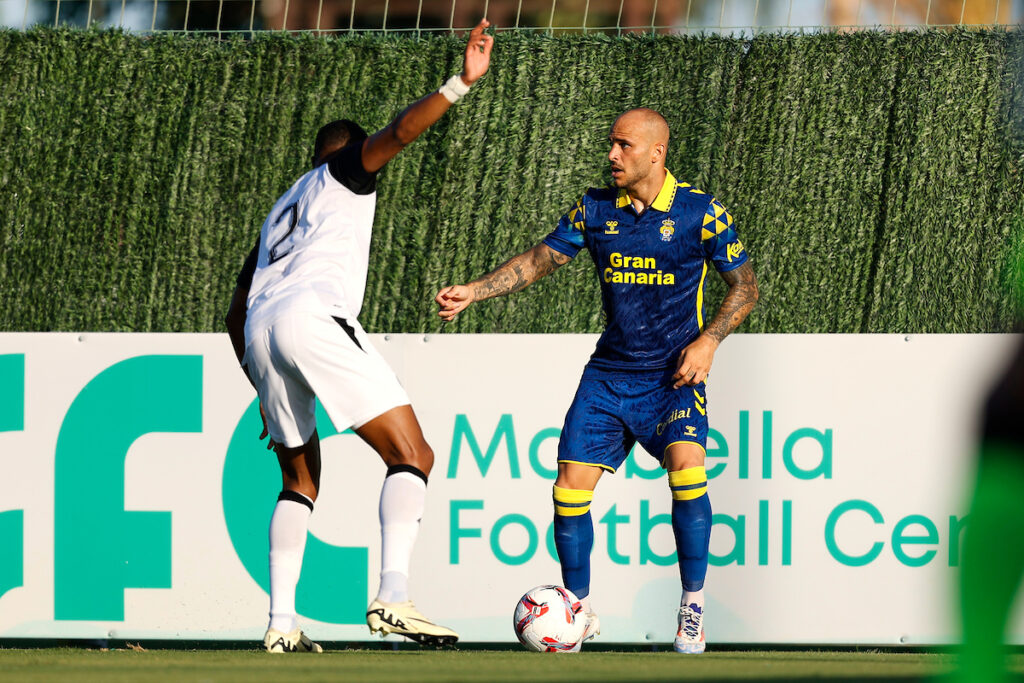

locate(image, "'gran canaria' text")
(603, 252), (676, 285)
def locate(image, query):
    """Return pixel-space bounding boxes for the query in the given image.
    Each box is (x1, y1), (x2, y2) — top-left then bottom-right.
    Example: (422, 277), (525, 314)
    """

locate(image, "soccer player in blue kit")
(435, 108), (758, 653)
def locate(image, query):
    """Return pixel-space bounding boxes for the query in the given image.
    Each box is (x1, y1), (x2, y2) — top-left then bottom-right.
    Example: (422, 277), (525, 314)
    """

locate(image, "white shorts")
(243, 309), (409, 448)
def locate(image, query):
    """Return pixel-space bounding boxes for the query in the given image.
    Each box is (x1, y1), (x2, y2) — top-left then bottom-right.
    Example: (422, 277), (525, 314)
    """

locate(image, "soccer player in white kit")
(224, 20), (493, 653)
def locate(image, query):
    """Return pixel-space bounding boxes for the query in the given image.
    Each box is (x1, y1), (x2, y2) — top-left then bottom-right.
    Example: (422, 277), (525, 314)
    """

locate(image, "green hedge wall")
(0, 29), (1021, 333)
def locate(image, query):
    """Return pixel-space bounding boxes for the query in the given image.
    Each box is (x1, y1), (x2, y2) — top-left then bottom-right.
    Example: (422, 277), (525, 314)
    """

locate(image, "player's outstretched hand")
(435, 284), (475, 322)
(460, 19), (493, 86)
(672, 335), (718, 388)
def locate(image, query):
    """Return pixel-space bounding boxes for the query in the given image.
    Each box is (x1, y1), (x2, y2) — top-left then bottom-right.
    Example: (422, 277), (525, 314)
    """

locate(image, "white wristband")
(438, 74), (471, 103)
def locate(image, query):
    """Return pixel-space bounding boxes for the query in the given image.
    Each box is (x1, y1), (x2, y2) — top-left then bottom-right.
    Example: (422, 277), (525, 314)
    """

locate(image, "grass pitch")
(2, 648), (1024, 683)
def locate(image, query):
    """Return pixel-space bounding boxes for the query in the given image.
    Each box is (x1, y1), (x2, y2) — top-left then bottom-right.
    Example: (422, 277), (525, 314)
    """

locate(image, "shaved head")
(607, 108), (670, 194)
(613, 108), (670, 147)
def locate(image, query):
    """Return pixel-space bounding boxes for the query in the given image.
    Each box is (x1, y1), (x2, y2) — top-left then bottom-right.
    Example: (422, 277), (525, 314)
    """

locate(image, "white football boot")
(673, 602), (706, 654)
(263, 626), (323, 653)
(366, 599), (459, 646)
(566, 611), (601, 653)
(582, 612), (601, 643)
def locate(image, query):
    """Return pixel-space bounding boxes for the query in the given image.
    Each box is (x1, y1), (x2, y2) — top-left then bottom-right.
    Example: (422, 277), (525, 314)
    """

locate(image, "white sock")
(375, 470), (427, 604)
(682, 589), (705, 611)
(378, 570), (408, 604)
(268, 493), (313, 633)
(581, 596), (593, 614)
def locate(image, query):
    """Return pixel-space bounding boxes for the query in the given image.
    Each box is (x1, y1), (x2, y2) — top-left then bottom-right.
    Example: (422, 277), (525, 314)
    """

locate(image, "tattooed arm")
(671, 261), (759, 388)
(435, 243), (571, 321)
(701, 262), (759, 345)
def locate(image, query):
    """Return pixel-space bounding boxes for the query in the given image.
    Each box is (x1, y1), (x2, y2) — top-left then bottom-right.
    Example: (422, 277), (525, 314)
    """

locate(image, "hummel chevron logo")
(367, 608), (406, 630)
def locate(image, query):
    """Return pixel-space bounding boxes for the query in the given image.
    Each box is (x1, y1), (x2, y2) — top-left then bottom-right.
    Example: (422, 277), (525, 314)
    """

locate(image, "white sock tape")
(438, 74), (471, 103)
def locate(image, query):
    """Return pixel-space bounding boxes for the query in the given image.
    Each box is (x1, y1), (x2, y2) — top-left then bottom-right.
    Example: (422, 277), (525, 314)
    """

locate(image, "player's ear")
(652, 142), (666, 163)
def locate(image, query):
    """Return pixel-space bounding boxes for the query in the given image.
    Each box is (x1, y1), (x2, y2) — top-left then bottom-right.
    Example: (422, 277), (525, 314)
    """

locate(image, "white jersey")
(244, 143), (377, 338)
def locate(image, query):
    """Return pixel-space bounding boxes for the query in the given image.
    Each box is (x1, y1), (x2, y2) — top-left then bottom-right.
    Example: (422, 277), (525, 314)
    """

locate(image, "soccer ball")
(512, 585), (587, 652)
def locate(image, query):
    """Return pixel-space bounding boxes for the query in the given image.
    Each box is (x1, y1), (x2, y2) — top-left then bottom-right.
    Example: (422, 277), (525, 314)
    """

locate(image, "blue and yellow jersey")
(543, 170), (748, 375)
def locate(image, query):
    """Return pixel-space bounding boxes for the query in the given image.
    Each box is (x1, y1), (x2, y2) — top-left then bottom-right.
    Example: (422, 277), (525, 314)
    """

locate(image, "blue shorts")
(557, 373), (709, 472)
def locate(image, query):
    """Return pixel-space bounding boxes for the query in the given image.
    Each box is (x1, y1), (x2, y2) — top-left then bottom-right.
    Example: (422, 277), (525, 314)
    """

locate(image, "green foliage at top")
(0, 28), (1021, 333)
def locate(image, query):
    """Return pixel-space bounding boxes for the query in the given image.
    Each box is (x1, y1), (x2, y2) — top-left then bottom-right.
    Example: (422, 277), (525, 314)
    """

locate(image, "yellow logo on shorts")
(656, 407), (691, 435)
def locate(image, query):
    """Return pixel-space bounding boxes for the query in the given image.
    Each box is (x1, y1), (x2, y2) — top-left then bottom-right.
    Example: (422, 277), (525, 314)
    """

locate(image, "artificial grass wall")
(0, 28), (1021, 333)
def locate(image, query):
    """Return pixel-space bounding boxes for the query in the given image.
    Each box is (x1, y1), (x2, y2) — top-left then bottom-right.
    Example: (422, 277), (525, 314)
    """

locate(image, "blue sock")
(552, 485), (594, 599)
(669, 466), (712, 592)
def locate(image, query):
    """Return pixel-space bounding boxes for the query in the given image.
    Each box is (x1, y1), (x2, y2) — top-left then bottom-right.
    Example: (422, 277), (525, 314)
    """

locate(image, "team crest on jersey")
(659, 219), (675, 242)
(604, 221), (619, 235)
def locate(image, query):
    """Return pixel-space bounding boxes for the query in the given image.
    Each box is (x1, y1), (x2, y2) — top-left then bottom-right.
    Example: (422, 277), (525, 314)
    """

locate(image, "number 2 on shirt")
(267, 202), (299, 264)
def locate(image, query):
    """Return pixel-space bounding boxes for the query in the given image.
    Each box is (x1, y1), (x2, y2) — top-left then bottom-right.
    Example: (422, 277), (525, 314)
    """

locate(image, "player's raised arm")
(360, 18), (493, 174)
(435, 242), (571, 321)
